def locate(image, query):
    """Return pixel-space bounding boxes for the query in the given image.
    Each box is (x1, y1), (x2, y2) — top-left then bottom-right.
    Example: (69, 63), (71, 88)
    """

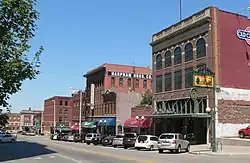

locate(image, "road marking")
(33, 157), (42, 160)
(49, 155), (55, 159)
(57, 154), (82, 163)
(49, 143), (153, 163)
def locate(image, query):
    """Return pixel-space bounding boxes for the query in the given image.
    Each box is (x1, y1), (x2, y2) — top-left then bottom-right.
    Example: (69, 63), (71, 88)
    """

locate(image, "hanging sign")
(193, 75), (214, 88)
(237, 27), (250, 46)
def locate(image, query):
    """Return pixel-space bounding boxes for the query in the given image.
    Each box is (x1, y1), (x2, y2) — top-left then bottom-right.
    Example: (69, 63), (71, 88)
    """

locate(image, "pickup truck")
(238, 125), (250, 138)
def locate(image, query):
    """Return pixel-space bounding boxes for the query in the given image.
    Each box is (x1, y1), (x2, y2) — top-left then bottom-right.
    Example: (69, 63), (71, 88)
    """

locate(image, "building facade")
(6, 113), (21, 132)
(43, 96), (72, 133)
(83, 63), (152, 135)
(150, 7), (250, 144)
(71, 91), (87, 124)
(20, 109), (42, 133)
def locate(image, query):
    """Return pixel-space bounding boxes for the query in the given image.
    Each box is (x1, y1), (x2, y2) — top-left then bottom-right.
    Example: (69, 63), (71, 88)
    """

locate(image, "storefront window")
(156, 75), (163, 93)
(174, 70), (182, 90)
(185, 43), (193, 62)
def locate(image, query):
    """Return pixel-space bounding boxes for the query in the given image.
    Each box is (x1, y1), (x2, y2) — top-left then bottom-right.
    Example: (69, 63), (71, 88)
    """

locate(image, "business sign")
(108, 71), (152, 79)
(237, 27), (250, 45)
(90, 84), (95, 110)
(193, 75), (214, 88)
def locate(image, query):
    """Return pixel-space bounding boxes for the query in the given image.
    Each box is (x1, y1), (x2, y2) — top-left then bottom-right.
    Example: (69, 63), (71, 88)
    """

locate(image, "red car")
(238, 125), (250, 138)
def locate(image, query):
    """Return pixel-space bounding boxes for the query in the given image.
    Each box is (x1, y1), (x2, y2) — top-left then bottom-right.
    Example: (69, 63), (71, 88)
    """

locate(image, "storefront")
(97, 118), (116, 136)
(124, 117), (152, 135)
(82, 120), (98, 133)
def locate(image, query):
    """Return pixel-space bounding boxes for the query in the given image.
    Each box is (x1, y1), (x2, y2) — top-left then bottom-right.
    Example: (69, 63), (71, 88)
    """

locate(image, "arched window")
(174, 47), (182, 65)
(185, 43), (193, 62)
(111, 77), (115, 87)
(156, 54), (162, 70)
(196, 38), (206, 58)
(165, 51), (172, 67)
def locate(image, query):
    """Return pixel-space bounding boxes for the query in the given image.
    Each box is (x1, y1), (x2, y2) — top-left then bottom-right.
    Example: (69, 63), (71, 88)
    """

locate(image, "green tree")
(0, 0), (43, 113)
(140, 89), (153, 105)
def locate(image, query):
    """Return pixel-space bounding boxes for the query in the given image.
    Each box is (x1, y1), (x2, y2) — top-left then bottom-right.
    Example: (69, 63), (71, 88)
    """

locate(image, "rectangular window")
(111, 77), (115, 87)
(64, 117), (68, 122)
(119, 78), (123, 86)
(127, 78), (131, 88)
(174, 70), (182, 90)
(135, 79), (139, 88)
(156, 75), (163, 93)
(143, 80), (147, 89)
(60, 100), (62, 105)
(65, 101), (68, 106)
(185, 67), (193, 88)
(164, 73), (172, 91)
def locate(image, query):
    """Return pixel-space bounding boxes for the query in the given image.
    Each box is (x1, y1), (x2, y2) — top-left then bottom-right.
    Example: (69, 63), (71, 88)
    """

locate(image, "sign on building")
(107, 71), (152, 79)
(237, 27), (250, 46)
(193, 75), (214, 88)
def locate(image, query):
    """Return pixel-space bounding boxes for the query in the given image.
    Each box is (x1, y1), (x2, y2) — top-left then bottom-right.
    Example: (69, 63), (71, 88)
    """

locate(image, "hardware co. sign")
(237, 27), (250, 46)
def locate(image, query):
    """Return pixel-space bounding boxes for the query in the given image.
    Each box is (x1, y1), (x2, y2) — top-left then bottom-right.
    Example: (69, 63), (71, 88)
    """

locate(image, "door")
(3, 135), (11, 142)
(150, 136), (159, 149)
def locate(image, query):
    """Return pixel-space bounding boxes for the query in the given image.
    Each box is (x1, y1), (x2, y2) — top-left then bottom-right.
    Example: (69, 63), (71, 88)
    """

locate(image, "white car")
(112, 134), (124, 147)
(85, 133), (100, 145)
(157, 133), (190, 153)
(135, 135), (158, 151)
(0, 134), (17, 143)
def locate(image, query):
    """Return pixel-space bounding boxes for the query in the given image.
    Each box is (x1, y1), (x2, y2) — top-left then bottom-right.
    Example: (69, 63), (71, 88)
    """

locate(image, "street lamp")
(71, 87), (83, 137)
(52, 100), (56, 134)
(136, 116), (145, 135)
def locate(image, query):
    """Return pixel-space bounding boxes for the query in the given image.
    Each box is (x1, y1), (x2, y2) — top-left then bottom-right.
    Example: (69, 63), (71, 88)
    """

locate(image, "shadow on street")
(0, 140), (56, 162)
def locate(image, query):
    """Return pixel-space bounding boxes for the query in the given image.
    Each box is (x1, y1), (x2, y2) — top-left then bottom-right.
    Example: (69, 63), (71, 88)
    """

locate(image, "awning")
(55, 127), (71, 132)
(124, 117), (152, 128)
(146, 113), (211, 118)
(82, 121), (96, 128)
(97, 118), (116, 126)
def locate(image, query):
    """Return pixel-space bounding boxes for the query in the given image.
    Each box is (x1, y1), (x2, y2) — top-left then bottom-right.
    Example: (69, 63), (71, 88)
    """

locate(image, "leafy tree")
(140, 89), (153, 105)
(0, 108), (10, 126)
(0, 0), (43, 109)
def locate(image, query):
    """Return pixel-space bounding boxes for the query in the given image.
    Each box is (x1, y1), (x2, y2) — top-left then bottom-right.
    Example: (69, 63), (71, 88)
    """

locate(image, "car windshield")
(86, 134), (92, 137)
(137, 136), (148, 141)
(115, 135), (123, 138)
(159, 134), (175, 139)
(124, 134), (135, 138)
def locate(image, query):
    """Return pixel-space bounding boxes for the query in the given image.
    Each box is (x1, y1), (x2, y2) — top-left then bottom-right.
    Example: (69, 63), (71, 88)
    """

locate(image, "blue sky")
(8, 0), (250, 112)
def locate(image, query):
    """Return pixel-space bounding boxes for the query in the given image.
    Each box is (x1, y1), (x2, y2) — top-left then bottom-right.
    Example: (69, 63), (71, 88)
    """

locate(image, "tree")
(140, 89), (153, 105)
(0, 0), (43, 109)
(0, 108), (10, 127)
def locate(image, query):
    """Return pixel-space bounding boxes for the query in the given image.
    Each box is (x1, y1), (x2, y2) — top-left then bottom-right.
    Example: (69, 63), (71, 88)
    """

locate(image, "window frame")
(174, 47), (182, 65)
(185, 67), (193, 88)
(119, 78), (123, 86)
(164, 73), (172, 91)
(111, 77), (115, 87)
(184, 43), (193, 62)
(156, 54), (162, 70)
(135, 79), (139, 88)
(174, 70), (182, 90)
(156, 75), (163, 93)
(196, 38), (206, 58)
(165, 51), (172, 67)
(143, 80), (147, 89)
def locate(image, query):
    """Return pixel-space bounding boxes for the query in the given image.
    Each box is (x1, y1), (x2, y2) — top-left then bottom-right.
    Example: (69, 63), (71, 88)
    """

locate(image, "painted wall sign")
(107, 71), (152, 79)
(237, 27), (250, 45)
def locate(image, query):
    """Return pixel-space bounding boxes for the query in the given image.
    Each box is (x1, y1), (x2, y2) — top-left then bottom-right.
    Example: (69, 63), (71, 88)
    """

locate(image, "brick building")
(6, 113), (21, 132)
(83, 63), (152, 135)
(71, 91), (87, 125)
(43, 96), (72, 133)
(150, 6), (250, 144)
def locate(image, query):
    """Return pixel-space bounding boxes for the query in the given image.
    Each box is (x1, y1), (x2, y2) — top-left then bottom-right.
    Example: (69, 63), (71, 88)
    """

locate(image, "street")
(0, 136), (250, 163)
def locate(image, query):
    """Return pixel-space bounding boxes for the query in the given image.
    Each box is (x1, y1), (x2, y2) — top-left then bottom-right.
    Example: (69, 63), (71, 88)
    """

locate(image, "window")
(165, 51), (172, 67)
(174, 47), (182, 65)
(174, 70), (182, 90)
(111, 77), (115, 86)
(127, 78), (131, 87)
(60, 100), (62, 105)
(156, 54), (162, 70)
(119, 78), (123, 86)
(64, 109), (68, 115)
(143, 80), (147, 88)
(135, 79), (139, 88)
(59, 109), (62, 114)
(196, 38), (206, 58)
(59, 117), (62, 122)
(164, 73), (172, 91)
(156, 75), (163, 93)
(65, 101), (68, 106)
(185, 43), (193, 62)
(64, 117), (68, 122)
(185, 67), (193, 88)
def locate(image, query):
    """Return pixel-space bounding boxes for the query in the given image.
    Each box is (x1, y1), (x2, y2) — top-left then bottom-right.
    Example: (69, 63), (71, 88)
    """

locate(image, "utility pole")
(179, 0), (182, 21)
(52, 100), (56, 134)
(132, 61), (136, 92)
(79, 91), (82, 136)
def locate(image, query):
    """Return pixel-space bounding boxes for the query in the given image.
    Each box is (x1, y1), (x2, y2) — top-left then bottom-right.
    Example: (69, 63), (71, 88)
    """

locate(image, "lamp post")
(52, 100), (56, 134)
(136, 116), (145, 135)
(71, 88), (83, 137)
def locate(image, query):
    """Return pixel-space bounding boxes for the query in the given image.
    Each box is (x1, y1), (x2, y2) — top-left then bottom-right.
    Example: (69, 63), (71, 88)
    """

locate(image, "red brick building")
(43, 96), (72, 133)
(150, 6), (250, 143)
(6, 113), (21, 132)
(83, 63), (152, 135)
(71, 91), (87, 124)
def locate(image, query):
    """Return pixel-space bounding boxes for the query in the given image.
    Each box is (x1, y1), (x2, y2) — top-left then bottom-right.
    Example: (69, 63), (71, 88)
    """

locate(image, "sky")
(8, 0), (250, 112)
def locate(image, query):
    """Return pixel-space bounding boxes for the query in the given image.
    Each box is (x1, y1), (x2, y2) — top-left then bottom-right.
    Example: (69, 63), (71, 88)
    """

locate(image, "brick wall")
(131, 106), (153, 117)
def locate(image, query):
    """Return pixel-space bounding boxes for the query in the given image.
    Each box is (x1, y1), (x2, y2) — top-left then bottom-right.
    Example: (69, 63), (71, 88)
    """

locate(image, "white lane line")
(56, 153), (82, 163)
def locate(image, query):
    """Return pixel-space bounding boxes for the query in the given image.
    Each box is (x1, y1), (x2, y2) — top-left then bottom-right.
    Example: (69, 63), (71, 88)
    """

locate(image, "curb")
(189, 151), (250, 156)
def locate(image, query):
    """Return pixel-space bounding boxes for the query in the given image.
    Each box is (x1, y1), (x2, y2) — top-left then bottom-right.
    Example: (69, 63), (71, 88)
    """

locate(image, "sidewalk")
(189, 144), (250, 156)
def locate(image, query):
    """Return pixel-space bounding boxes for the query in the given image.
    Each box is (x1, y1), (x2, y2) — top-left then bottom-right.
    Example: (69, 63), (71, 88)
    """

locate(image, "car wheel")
(11, 139), (15, 143)
(113, 145), (117, 148)
(176, 145), (181, 153)
(186, 144), (190, 152)
(87, 142), (90, 145)
(136, 148), (140, 151)
(124, 146), (128, 149)
(239, 132), (245, 138)
(158, 149), (163, 153)
(169, 149), (174, 153)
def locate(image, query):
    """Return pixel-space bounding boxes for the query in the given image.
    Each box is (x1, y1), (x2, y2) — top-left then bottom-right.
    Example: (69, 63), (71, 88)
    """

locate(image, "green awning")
(36, 123), (41, 129)
(82, 121), (96, 128)
(56, 127), (71, 131)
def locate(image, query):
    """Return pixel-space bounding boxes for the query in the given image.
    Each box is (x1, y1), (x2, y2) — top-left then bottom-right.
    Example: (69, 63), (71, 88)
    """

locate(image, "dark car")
(73, 133), (82, 143)
(57, 133), (68, 140)
(93, 135), (106, 145)
(60, 134), (69, 141)
(123, 133), (137, 149)
(102, 136), (115, 146)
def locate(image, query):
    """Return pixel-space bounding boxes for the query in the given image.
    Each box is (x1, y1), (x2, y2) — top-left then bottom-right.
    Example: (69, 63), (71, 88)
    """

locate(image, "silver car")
(112, 134), (124, 147)
(157, 133), (190, 153)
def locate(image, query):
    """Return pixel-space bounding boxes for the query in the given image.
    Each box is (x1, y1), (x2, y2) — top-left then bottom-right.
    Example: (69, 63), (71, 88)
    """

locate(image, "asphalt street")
(1, 135), (250, 163)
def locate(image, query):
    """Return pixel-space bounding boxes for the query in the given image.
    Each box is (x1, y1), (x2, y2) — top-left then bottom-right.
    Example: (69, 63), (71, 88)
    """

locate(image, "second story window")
(143, 80), (147, 89)
(127, 78), (131, 88)
(65, 101), (68, 106)
(165, 51), (172, 67)
(156, 54), (162, 70)
(185, 43), (193, 62)
(111, 77), (115, 87)
(59, 109), (62, 114)
(156, 75), (162, 93)
(164, 73), (172, 91)
(185, 67), (193, 88)
(196, 38), (206, 58)
(119, 78), (123, 86)
(174, 47), (182, 65)
(64, 109), (68, 115)
(60, 100), (62, 105)
(174, 70), (182, 90)
(135, 79), (139, 88)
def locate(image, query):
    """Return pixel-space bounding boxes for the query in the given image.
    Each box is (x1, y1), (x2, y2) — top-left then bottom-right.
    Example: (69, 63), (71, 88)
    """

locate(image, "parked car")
(57, 133), (68, 140)
(73, 133), (82, 143)
(85, 133), (100, 145)
(102, 136), (115, 146)
(135, 135), (158, 151)
(0, 134), (16, 143)
(26, 132), (36, 136)
(112, 134), (124, 148)
(51, 133), (59, 140)
(60, 134), (69, 141)
(93, 135), (106, 145)
(123, 133), (137, 149)
(157, 133), (190, 153)
(238, 125), (250, 138)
